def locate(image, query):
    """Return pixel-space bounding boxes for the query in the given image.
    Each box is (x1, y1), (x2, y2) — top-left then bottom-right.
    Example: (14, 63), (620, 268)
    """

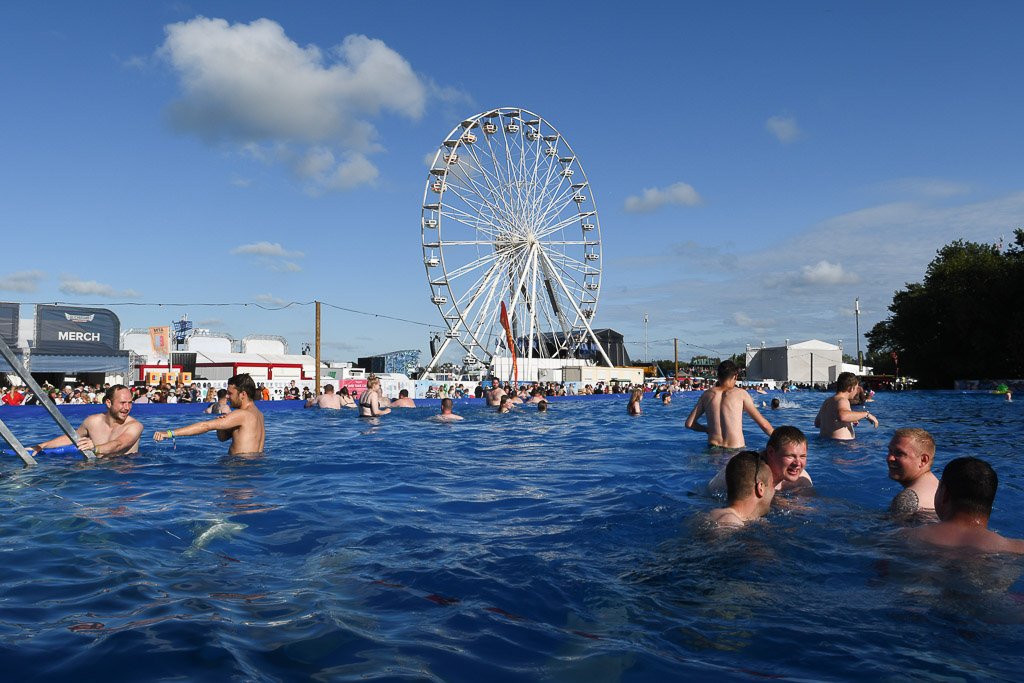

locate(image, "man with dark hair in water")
(887, 428), (939, 515)
(155, 373), (265, 454)
(906, 457), (1024, 553)
(815, 372), (878, 439)
(710, 451), (775, 527)
(31, 384), (142, 456)
(685, 360), (773, 449)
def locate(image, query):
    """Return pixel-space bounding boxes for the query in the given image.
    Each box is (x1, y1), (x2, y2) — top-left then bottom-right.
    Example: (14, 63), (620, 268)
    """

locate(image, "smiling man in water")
(708, 426), (812, 494)
(886, 427), (939, 515)
(30, 385), (143, 457)
(154, 373), (265, 454)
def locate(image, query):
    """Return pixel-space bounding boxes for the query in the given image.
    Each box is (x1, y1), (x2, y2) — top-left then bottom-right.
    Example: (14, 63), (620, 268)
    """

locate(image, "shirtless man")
(305, 384), (342, 409)
(708, 426), (813, 494)
(204, 388), (233, 415)
(887, 427), (939, 515)
(814, 372), (878, 439)
(527, 389), (546, 404)
(685, 360), (773, 448)
(30, 385), (142, 457)
(358, 377), (391, 417)
(154, 373), (264, 454)
(485, 379), (506, 407)
(432, 397), (464, 422)
(905, 457), (1024, 553)
(709, 450), (775, 527)
(391, 389), (416, 408)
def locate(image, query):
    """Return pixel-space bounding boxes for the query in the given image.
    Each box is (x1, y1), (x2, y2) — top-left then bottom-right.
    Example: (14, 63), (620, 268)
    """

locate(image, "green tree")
(866, 230), (1024, 388)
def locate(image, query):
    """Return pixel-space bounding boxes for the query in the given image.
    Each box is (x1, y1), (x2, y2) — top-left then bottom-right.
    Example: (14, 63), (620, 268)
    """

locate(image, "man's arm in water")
(684, 394), (707, 433)
(30, 421), (90, 453)
(78, 419), (143, 456)
(154, 411), (242, 444)
(742, 392), (773, 436)
(837, 396), (879, 428)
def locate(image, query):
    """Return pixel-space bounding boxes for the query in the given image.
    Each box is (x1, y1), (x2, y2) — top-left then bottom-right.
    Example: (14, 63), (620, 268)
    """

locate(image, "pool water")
(1, 392), (1022, 681)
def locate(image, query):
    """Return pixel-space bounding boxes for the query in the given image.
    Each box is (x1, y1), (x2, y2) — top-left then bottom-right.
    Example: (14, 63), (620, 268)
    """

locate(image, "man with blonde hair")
(887, 427), (939, 515)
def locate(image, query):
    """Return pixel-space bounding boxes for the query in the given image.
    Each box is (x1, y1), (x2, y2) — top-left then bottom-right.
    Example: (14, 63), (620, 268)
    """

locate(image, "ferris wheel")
(421, 107), (613, 371)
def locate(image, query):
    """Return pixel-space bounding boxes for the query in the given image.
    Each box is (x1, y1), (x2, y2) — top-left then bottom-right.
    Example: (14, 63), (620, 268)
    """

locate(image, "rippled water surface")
(1, 392), (1022, 681)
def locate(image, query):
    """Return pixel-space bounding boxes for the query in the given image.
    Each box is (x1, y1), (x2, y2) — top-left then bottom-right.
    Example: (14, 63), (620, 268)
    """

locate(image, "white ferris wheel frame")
(421, 107), (613, 372)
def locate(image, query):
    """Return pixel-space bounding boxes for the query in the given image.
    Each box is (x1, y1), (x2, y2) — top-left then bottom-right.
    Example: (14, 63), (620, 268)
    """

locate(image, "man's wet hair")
(767, 425), (807, 451)
(104, 384), (129, 404)
(324, 384), (334, 392)
(770, 398), (780, 409)
(217, 389), (227, 400)
(836, 372), (859, 392)
(399, 389), (409, 398)
(538, 400), (548, 412)
(441, 397), (453, 411)
(228, 373), (257, 400)
(725, 451), (771, 503)
(717, 360), (739, 382)
(892, 427), (935, 456)
(941, 457), (998, 517)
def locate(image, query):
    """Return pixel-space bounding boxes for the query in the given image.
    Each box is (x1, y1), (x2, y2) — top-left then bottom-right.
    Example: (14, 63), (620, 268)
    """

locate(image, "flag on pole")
(500, 302), (517, 387)
(150, 326), (170, 357)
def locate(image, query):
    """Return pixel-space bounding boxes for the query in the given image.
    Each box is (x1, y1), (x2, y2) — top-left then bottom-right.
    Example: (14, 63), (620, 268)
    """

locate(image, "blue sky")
(3, 2), (1023, 366)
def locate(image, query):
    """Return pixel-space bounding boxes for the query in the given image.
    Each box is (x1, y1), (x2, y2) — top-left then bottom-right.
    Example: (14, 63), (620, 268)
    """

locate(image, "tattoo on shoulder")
(889, 488), (920, 515)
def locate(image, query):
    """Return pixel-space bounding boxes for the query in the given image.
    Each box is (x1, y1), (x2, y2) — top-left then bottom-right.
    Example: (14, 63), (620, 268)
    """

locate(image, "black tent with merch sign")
(27, 304), (130, 374)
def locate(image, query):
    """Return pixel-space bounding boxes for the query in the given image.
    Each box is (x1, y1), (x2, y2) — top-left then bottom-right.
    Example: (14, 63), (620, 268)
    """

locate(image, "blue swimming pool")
(1, 392), (1022, 681)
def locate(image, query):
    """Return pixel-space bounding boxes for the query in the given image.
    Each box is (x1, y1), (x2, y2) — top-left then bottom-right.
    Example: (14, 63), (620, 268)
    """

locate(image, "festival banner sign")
(150, 326), (171, 357)
(33, 305), (121, 355)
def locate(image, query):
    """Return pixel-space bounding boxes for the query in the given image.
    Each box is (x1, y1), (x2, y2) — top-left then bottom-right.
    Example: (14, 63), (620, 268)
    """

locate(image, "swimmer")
(432, 397), (464, 422)
(887, 428), (939, 515)
(527, 389), (546, 404)
(154, 374), (264, 455)
(814, 372), (878, 440)
(1007, 391), (1013, 403)
(709, 451), (774, 527)
(486, 378), (506, 407)
(662, 392), (671, 405)
(709, 426), (812, 494)
(358, 377), (391, 417)
(685, 360), (773, 449)
(304, 383), (342, 409)
(905, 457), (1024, 553)
(391, 389), (416, 408)
(537, 400), (548, 412)
(771, 398), (780, 410)
(204, 388), (233, 414)
(337, 386), (357, 408)
(627, 388), (642, 415)
(30, 385), (142, 457)
(496, 395), (513, 413)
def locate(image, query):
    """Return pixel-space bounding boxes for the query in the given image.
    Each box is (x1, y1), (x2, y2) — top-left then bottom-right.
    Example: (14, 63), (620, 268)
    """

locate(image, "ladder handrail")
(0, 337), (96, 460)
(0, 419), (37, 465)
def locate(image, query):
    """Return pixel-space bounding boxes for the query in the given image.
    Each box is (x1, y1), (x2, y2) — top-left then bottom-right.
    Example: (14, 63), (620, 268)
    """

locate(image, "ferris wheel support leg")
(537, 249), (615, 368)
(424, 335), (456, 373)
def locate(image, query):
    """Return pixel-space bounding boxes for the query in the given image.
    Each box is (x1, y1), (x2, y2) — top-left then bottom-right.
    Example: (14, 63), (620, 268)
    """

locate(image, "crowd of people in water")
(4, 358), (1021, 554)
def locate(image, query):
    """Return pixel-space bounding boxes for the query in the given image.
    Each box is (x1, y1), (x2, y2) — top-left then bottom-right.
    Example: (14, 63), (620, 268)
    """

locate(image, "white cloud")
(765, 115), (802, 143)
(58, 279), (142, 298)
(868, 177), (973, 200)
(0, 270), (46, 292)
(252, 294), (289, 307)
(157, 17), (461, 193)
(271, 262), (304, 273)
(231, 242), (304, 258)
(799, 260), (861, 286)
(732, 311), (775, 329)
(623, 182), (704, 213)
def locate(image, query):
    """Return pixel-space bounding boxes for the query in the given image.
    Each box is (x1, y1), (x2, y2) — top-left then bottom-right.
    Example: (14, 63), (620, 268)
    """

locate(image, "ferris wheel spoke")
(440, 188), (507, 236)
(443, 250), (502, 282)
(446, 154), (518, 229)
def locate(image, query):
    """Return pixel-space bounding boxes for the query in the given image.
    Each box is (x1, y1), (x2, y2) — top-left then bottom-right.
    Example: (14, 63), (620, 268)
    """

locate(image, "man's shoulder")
(889, 488), (921, 515)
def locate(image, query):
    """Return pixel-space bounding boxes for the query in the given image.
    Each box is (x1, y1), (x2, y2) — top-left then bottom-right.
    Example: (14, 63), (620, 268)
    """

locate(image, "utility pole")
(674, 338), (678, 380)
(855, 297), (862, 372)
(315, 300), (321, 395)
(644, 313), (648, 364)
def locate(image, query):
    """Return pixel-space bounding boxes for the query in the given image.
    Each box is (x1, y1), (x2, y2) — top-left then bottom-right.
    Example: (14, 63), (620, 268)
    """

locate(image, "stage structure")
(421, 107), (613, 376)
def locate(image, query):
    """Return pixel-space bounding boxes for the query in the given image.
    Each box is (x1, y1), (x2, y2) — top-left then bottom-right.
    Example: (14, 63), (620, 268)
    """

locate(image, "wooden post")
(315, 300), (321, 396)
(674, 338), (678, 380)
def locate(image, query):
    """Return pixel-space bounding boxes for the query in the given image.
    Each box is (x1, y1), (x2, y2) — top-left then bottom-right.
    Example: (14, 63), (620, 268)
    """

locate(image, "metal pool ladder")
(0, 336), (97, 465)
